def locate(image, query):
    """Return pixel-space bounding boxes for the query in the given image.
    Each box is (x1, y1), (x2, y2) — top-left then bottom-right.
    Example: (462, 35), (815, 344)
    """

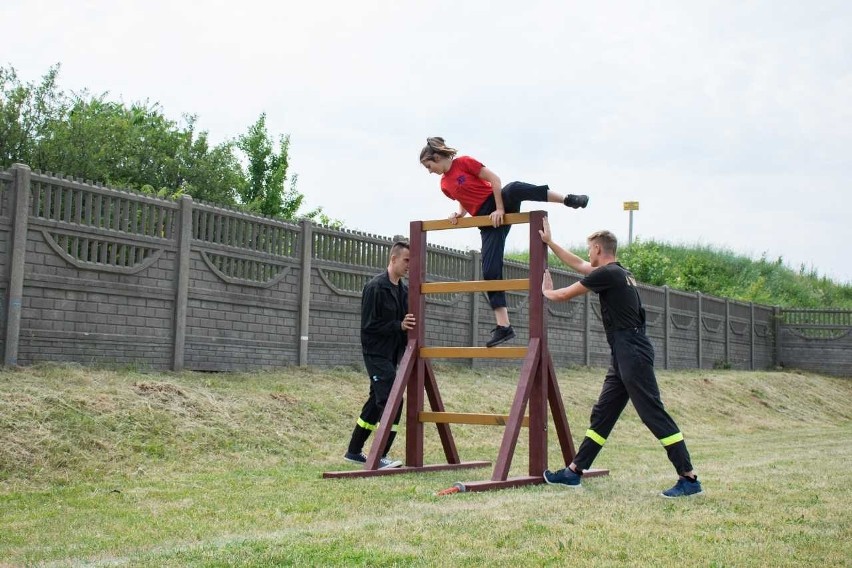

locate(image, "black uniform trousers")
(475, 182), (549, 309)
(572, 327), (694, 475)
(348, 354), (403, 455)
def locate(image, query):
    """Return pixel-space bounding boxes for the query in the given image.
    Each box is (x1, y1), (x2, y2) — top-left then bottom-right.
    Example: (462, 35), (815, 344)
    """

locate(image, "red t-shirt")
(440, 156), (494, 215)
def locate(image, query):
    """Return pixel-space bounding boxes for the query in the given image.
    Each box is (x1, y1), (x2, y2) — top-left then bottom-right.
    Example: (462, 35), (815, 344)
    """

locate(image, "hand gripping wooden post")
(323, 210), (608, 491)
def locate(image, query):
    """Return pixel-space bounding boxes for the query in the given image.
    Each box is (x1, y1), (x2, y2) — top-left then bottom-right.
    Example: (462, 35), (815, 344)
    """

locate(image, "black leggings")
(475, 181), (549, 309)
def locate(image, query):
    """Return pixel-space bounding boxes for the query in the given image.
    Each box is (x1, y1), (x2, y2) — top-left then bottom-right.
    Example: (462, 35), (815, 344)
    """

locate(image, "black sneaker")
(543, 468), (582, 488)
(486, 325), (516, 347)
(344, 451), (367, 464)
(564, 194), (589, 209)
(661, 476), (704, 498)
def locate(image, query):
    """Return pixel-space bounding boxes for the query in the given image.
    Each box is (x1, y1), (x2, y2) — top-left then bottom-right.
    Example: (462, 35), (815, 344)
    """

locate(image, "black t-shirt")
(580, 262), (646, 333)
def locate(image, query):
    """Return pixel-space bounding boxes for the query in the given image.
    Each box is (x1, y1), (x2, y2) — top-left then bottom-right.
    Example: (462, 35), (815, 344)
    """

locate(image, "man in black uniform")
(344, 241), (416, 469)
(538, 219), (703, 498)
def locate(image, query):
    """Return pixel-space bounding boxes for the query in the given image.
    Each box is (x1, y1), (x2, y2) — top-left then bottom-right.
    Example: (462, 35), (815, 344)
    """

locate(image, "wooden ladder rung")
(420, 411), (529, 427)
(420, 347), (528, 359)
(422, 279), (529, 294)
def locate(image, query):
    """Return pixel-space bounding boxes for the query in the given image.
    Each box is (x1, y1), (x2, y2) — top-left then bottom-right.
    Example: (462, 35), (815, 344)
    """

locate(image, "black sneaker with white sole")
(344, 451), (367, 464)
(344, 452), (402, 469)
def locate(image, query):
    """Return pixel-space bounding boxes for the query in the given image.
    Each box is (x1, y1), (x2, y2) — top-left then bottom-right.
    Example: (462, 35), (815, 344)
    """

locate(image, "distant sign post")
(623, 201), (639, 246)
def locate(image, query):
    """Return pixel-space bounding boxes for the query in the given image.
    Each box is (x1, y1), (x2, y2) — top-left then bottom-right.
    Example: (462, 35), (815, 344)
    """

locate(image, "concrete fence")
(1, 164), (849, 376)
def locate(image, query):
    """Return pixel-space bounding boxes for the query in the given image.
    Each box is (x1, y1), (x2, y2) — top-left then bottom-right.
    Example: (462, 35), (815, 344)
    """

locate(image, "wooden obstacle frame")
(323, 210), (608, 492)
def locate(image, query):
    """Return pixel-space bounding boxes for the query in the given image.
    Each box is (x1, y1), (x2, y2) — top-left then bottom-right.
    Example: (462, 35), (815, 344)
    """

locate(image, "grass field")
(1, 363), (850, 567)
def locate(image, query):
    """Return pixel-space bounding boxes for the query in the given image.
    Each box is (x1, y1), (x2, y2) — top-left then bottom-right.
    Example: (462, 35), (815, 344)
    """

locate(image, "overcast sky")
(5, 1), (851, 284)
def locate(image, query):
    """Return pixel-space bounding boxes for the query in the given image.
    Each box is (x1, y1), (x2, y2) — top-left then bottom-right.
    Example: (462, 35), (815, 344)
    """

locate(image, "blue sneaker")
(543, 468), (582, 488)
(661, 476), (704, 498)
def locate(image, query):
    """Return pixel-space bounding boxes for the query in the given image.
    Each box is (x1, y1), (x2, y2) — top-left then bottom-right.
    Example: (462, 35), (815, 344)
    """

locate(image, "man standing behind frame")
(538, 218), (703, 498)
(344, 241), (416, 469)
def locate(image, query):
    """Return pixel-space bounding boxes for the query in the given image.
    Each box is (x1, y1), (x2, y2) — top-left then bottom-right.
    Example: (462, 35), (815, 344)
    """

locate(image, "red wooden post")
(406, 220), (427, 467)
(527, 211), (548, 475)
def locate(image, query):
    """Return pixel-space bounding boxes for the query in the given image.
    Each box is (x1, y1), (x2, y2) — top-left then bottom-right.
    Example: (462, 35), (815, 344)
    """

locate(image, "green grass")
(1, 363), (850, 566)
(509, 240), (852, 308)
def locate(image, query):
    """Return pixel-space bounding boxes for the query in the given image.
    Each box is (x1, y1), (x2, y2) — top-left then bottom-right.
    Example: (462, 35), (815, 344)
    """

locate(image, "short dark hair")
(390, 240), (409, 259)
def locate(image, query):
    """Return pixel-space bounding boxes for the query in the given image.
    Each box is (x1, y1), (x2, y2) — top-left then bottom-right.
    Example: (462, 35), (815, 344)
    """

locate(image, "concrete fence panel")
(2, 164), (848, 376)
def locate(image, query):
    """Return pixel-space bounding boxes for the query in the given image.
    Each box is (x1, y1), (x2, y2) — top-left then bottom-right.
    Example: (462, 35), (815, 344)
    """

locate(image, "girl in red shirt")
(420, 137), (588, 347)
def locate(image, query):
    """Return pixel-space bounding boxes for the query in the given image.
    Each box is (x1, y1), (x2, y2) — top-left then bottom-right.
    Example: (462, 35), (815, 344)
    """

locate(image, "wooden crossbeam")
(420, 411), (529, 427)
(422, 279), (529, 294)
(420, 347), (528, 359)
(421, 212), (530, 231)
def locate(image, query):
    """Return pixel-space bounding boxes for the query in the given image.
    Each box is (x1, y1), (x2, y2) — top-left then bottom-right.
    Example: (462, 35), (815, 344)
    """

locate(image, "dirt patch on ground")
(132, 382), (186, 398)
(269, 392), (298, 404)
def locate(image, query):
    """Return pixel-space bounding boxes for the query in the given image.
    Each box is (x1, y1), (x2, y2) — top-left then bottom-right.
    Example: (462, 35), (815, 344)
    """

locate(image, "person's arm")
(539, 217), (594, 276)
(542, 269), (590, 302)
(478, 166), (504, 227)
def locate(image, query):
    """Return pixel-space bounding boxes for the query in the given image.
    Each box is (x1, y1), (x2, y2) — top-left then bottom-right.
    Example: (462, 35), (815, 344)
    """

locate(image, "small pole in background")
(623, 201), (639, 246)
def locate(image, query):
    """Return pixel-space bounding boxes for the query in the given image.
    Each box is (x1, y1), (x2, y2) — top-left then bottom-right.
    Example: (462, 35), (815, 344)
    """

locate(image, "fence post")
(4, 164), (31, 366)
(697, 292), (703, 369)
(469, 250), (481, 368)
(774, 306), (782, 368)
(172, 195), (193, 371)
(750, 302), (755, 370)
(725, 298), (731, 367)
(663, 285), (670, 369)
(298, 220), (313, 366)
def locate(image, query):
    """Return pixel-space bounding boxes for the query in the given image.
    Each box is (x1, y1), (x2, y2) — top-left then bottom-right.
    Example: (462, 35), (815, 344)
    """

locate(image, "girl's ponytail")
(420, 137), (457, 162)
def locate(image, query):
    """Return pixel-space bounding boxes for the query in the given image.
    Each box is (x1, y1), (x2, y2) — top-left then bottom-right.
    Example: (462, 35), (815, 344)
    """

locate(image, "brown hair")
(587, 230), (618, 256)
(419, 137), (457, 163)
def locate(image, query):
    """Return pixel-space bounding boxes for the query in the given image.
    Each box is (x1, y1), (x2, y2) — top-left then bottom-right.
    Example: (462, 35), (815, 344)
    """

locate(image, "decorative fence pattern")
(777, 310), (852, 376)
(1, 164), (849, 376)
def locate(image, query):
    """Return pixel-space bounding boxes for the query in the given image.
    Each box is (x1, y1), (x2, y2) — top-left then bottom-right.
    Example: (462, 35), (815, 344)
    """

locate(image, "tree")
(175, 120), (244, 205)
(38, 95), (243, 204)
(0, 64), (65, 169)
(1, 64), (341, 225)
(236, 113), (335, 223)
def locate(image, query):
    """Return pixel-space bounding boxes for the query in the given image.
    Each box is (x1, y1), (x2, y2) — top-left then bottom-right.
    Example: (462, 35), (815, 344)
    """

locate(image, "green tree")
(174, 118), (244, 205)
(236, 113), (334, 223)
(1, 64), (244, 204)
(0, 64), (65, 169)
(38, 95), (243, 204)
(2, 64), (342, 225)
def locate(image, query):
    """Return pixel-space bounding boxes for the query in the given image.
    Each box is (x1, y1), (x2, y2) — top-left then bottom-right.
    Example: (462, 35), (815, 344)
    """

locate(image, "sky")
(4, 0), (852, 284)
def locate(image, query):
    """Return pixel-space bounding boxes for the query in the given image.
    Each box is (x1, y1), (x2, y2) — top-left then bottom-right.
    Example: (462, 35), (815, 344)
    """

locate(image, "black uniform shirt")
(360, 270), (408, 361)
(580, 262), (646, 333)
